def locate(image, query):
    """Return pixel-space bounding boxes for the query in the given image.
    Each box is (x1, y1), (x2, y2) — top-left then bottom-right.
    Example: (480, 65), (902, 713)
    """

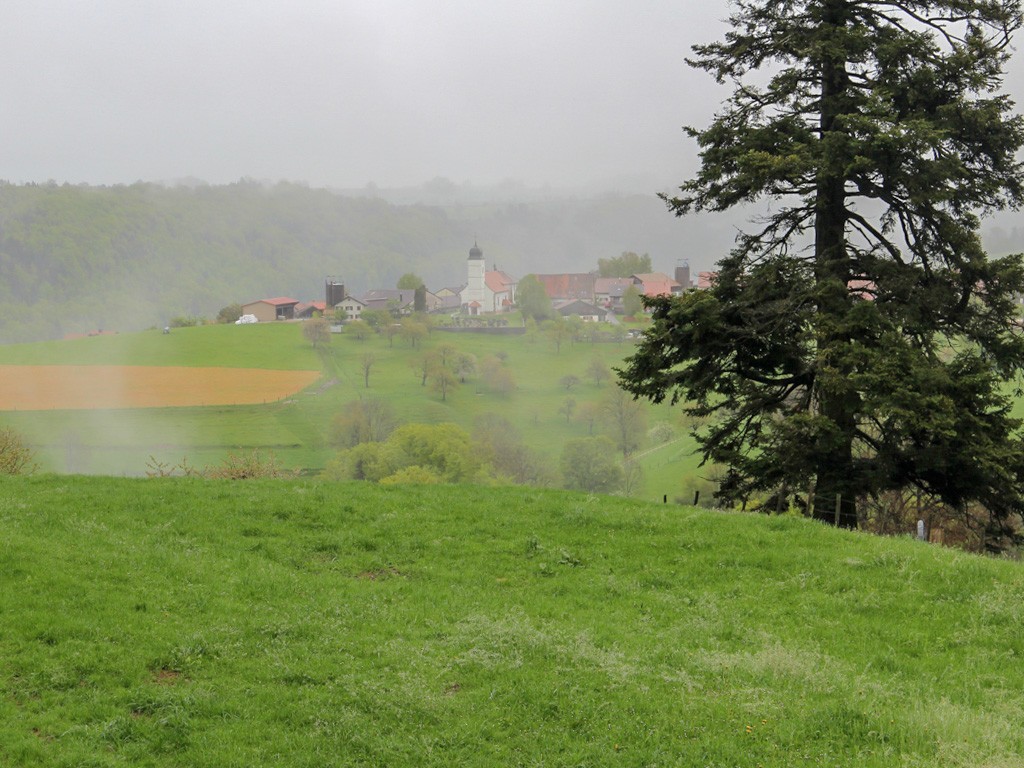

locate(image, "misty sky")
(0, 1), (738, 190)
(3, 1), (1023, 192)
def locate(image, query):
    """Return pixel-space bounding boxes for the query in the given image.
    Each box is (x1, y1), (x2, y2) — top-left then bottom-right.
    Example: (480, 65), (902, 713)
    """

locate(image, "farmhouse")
(295, 301), (326, 319)
(360, 289), (416, 315)
(335, 295), (367, 320)
(434, 286), (465, 312)
(553, 299), (608, 322)
(241, 297), (300, 322)
(534, 273), (596, 302)
(631, 273), (682, 298)
(593, 277), (634, 311)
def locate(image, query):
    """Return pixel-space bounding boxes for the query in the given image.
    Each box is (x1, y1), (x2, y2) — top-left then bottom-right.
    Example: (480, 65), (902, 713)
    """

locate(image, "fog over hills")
(0, 179), (740, 343)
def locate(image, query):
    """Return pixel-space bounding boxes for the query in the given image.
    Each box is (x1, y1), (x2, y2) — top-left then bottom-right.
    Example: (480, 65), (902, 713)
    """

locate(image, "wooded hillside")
(0, 180), (693, 343)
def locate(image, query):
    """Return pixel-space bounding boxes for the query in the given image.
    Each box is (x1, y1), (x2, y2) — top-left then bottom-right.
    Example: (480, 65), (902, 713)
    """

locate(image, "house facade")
(335, 296), (366, 320)
(593, 277), (634, 311)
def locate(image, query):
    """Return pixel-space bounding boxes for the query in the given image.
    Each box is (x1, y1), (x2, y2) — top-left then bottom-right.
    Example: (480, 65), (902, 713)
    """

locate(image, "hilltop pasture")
(0, 321), (701, 500)
(1, 476), (1022, 767)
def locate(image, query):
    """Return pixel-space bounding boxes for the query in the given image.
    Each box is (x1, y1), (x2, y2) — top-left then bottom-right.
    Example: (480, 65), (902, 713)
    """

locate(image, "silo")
(325, 280), (346, 308)
(675, 261), (691, 290)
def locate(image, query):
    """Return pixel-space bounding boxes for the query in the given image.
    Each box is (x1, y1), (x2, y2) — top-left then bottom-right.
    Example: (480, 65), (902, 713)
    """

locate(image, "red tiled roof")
(259, 297), (300, 306)
(594, 277), (633, 294)
(535, 273), (596, 300)
(696, 272), (718, 289)
(485, 270), (516, 292)
(631, 273), (681, 297)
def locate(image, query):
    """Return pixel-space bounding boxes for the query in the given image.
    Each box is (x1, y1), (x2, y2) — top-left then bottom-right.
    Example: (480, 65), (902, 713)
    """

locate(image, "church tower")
(463, 241), (486, 314)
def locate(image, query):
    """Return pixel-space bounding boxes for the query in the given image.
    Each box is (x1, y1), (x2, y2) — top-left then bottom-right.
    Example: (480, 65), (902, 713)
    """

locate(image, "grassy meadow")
(2, 475), (1022, 766)
(0, 321), (704, 501)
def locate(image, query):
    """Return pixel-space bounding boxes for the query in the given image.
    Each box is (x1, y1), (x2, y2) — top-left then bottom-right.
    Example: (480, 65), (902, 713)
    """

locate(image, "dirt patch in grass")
(0, 365), (320, 410)
(152, 668), (183, 685)
(355, 566), (403, 581)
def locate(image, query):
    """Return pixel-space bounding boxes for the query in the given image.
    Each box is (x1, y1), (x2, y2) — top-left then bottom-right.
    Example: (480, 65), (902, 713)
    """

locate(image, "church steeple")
(464, 240), (486, 315)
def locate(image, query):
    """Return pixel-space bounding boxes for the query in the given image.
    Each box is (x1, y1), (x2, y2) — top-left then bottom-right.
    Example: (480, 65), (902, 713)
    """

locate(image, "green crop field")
(1, 475), (1022, 766)
(0, 322), (705, 502)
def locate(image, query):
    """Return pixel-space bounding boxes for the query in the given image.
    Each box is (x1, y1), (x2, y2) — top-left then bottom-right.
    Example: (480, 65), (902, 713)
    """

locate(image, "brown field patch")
(0, 365), (321, 410)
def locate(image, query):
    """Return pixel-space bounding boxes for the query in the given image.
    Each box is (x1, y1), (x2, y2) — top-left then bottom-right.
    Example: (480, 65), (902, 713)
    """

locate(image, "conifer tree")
(619, 0), (1024, 548)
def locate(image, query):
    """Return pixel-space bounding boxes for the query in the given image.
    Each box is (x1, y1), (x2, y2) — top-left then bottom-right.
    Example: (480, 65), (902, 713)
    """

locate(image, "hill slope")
(2, 476), (1022, 766)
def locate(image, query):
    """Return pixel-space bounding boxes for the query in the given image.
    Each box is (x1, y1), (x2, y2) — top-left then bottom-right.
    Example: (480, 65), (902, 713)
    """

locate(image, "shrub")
(216, 303), (243, 324)
(169, 315), (202, 328)
(203, 450), (297, 479)
(0, 427), (36, 475)
(648, 422), (675, 444)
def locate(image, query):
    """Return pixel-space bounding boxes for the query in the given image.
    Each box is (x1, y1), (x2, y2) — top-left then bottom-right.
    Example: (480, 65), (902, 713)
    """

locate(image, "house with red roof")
(630, 272), (682, 298)
(534, 273), (597, 302)
(295, 301), (327, 319)
(484, 269), (517, 313)
(241, 297), (300, 322)
(696, 271), (718, 290)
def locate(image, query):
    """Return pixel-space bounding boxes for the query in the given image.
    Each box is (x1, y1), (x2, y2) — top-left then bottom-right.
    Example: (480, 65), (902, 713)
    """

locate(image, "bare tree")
(361, 352), (376, 388)
(558, 396), (577, 423)
(602, 387), (646, 458)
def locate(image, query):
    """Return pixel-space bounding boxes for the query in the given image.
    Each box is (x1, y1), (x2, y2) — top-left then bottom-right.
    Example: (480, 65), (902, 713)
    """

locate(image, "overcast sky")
(2, 1), (1022, 192)
(0, 1), (735, 190)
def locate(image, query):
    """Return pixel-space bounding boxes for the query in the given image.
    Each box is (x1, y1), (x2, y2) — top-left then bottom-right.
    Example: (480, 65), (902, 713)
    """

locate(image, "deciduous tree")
(517, 274), (554, 321)
(619, 0), (1024, 547)
(360, 352), (376, 388)
(587, 358), (611, 388)
(329, 398), (396, 448)
(302, 317), (330, 349)
(397, 272), (425, 290)
(601, 387), (646, 458)
(346, 319), (371, 341)
(559, 374), (580, 391)
(621, 285), (643, 319)
(560, 436), (623, 494)
(598, 251), (652, 278)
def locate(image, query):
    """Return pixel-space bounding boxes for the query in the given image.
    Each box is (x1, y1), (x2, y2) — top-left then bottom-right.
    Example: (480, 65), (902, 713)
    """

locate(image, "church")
(461, 241), (517, 315)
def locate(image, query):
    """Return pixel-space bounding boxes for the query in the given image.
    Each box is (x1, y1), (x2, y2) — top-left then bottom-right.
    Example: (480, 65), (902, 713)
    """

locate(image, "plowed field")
(0, 365), (321, 410)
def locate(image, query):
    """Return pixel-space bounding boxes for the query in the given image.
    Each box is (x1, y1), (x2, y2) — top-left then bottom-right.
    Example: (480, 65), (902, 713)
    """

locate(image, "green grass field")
(0, 322), (704, 501)
(2, 475), (1022, 766)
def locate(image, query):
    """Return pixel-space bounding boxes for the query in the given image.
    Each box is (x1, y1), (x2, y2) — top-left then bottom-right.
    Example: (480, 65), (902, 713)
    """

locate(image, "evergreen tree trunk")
(813, 0), (859, 528)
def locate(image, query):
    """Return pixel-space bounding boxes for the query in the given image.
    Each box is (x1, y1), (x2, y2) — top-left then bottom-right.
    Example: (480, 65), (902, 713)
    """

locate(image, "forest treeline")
(0, 180), (693, 343)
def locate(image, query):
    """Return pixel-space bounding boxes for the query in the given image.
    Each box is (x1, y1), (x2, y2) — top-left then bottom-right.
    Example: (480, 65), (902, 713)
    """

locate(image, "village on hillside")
(236, 242), (718, 326)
